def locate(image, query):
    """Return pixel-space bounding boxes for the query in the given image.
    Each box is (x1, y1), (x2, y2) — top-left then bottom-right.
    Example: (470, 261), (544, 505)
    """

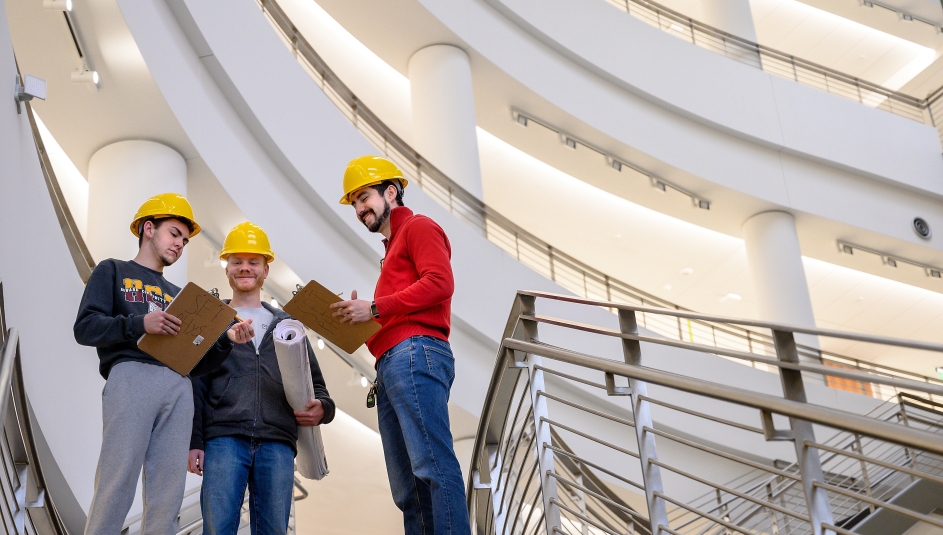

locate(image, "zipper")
(252, 323), (276, 435)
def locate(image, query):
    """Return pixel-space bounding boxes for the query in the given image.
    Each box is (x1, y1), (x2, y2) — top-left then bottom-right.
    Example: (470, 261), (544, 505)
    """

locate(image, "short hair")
(137, 217), (195, 248)
(372, 180), (405, 207)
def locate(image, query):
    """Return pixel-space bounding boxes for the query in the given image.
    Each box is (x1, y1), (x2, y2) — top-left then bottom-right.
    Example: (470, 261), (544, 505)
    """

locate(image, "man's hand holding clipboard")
(137, 283), (256, 376)
(283, 281), (380, 354)
(142, 308), (255, 343)
(329, 290), (375, 325)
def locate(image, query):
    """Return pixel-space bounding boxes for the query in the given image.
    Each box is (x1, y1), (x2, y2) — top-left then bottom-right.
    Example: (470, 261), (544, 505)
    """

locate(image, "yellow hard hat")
(130, 193), (201, 238)
(340, 155), (409, 204)
(219, 222), (275, 263)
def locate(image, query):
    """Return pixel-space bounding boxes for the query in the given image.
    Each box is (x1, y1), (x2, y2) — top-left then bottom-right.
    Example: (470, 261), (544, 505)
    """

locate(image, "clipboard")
(137, 282), (238, 376)
(283, 280), (381, 354)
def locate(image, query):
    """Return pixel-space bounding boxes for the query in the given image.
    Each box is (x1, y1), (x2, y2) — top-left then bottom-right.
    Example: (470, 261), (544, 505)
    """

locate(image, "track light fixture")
(512, 108), (711, 211)
(43, 0), (71, 11)
(838, 241), (943, 279)
(71, 69), (99, 85)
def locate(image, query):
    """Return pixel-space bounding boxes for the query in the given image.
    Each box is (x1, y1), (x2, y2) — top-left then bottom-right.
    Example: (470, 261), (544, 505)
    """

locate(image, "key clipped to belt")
(366, 381), (378, 409)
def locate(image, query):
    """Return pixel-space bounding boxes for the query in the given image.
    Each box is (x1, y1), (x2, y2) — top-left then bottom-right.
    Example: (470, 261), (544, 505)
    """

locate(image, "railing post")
(896, 396), (919, 472)
(618, 310), (669, 534)
(851, 435), (874, 513)
(519, 295), (561, 534)
(771, 329), (834, 535)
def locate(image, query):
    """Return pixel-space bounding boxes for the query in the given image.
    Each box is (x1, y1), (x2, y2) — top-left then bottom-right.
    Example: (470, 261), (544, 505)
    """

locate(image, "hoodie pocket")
(259, 375), (297, 434)
(208, 374), (254, 425)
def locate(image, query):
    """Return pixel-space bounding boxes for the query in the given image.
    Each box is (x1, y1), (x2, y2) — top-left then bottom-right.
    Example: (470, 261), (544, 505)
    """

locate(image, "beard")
(152, 241), (178, 266)
(229, 272), (264, 293)
(362, 199), (391, 233)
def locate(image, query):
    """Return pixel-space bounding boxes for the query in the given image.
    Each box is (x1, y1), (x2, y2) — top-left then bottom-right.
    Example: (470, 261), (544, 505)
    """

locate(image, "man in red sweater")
(331, 156), (470, 535)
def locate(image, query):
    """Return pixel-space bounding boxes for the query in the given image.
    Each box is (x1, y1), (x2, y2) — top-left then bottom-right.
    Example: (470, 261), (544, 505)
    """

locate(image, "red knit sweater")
(367, 207), (454, 359)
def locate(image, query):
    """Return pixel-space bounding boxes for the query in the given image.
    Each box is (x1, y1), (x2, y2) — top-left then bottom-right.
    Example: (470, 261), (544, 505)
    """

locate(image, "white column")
(700, 0), (757, 42)
(87, 140), (189, 283)
(408, 45), (484, 201)
(742, 211), (820, 363)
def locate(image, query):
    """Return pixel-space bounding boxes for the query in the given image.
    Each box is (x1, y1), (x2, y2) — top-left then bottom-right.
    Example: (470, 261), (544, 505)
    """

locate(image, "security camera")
(14, 74), (46, 114)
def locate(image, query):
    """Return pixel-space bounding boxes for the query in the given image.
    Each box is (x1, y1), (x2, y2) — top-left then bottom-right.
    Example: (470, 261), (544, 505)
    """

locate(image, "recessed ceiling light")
(664, 284), (672, 290)
(220, 260), (227, 269)
(270, 298), (279, 308)
(721, 293), (742, 302)
(680, 268), (694, 276)
(317, 338), (325, 350)
(360, 376), (369, 388)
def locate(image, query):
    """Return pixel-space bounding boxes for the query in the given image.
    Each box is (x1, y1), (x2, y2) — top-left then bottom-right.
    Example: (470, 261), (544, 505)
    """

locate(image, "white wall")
(0, 0), (105, 515)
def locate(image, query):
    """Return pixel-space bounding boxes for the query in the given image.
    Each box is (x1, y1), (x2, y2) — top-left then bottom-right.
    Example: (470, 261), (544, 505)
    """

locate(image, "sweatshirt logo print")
(122, 278), (173, 311)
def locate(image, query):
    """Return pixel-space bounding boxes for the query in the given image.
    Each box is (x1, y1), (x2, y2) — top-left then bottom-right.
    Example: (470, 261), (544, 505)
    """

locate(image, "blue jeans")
(376, 336), (470, 535)
(201, 437), (295, 535)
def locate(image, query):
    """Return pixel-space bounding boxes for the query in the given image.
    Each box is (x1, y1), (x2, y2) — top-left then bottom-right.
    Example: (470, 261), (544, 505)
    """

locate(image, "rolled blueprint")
(273, 319), (329, 480)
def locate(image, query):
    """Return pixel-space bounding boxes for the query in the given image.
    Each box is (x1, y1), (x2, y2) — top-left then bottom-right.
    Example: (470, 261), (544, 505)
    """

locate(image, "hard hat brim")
(339, 177), (409, 205)
(130, 216), (201, 238)
(219, 251), (275, 263)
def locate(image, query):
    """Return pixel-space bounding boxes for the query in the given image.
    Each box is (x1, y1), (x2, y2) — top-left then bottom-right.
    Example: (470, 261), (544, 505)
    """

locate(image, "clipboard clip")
(208, 288), (220, 299)
(293, 284), (303, 296)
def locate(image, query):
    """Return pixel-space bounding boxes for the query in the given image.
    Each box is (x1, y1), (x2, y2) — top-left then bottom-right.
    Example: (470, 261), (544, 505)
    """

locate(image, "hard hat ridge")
(219, 221), (275, 263)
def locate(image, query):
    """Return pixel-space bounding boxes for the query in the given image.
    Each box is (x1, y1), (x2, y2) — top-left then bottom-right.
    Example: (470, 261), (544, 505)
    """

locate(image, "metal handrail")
(23, 102), (95, 283)
(507, 337), (943, 454)
(601, 0), (943, 133)
(469, 291), (943, 535)
(257, 0), (943, 401)
(0, 333), (72, 534)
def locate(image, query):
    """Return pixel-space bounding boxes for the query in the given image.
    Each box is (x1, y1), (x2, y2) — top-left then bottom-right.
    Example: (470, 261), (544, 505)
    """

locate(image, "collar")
(382, 206), (414, 249)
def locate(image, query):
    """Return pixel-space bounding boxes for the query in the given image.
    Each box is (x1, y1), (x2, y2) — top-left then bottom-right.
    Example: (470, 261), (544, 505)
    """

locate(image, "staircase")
(673, 394), (943, 535)
(469, 291), (943, 535)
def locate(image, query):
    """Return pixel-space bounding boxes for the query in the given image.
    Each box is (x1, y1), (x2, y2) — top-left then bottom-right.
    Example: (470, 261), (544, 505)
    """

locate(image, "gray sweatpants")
(85, 361), (194, 535)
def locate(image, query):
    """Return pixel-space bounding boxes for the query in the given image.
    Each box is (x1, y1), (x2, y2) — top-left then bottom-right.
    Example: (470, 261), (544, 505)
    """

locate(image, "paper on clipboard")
(137, 282), (237, 376)
(282, 280), (380, 354)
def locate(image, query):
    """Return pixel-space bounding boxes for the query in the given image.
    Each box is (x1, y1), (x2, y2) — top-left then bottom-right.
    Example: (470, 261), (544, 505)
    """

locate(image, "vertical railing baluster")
(771, 329), (834, 535)
(851, 435), (874, 513)
(619, 310), (669, 534)
(519, 295), (560, 535)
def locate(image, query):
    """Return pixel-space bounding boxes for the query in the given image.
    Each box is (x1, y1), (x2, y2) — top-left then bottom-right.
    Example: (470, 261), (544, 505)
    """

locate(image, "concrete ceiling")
(5, 0), (197, 176)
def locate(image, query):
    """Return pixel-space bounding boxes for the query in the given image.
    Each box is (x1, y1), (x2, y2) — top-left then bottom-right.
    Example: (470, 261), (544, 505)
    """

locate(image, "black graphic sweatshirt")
(74, 259), (233, 379)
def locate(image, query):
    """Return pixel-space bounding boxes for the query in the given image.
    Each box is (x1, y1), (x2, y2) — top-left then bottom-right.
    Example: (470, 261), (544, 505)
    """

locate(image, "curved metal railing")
(257, 0), (943, 402)
(23, 102), (94, 284)
(600, 0), (943, 138)
(0, 281), (74, 535)
(469, 291), (943, 535)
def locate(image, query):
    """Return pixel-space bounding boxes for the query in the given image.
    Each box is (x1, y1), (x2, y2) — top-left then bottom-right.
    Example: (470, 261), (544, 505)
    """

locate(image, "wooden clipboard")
(137, 282), (237, 376)
(283, 280), (381, 354)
